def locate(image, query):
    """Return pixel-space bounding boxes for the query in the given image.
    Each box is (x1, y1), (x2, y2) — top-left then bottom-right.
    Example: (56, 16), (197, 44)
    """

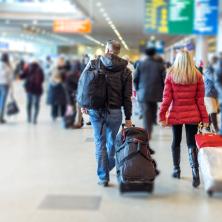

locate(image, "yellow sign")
(145, 0), (168, 34)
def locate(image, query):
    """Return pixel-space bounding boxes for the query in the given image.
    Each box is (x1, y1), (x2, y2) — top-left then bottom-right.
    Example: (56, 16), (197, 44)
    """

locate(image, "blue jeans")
(88, 109), (122, 182)
(27, 93), (41, 123)
(0, 85), (9, 120)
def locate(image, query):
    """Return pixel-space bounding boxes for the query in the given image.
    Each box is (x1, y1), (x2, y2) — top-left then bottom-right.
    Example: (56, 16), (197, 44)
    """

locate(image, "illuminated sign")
(168, 0), (194, 34)
(53, 19), (92, 34)
(194, 0), (219, 35)
(144, 0), (218, 36)
(0, 42), (9, 49)
(144, 0), (168, 34)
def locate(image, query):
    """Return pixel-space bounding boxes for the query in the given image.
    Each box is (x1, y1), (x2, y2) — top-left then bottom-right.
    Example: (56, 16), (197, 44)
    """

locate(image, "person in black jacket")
(134, 48), (165, 152)
(47, 69), (67, 121)
(81, 40), (132, 187)
(20, 61), (44, 124)
(215, 58), (222, 135)
(65, 60), (83, 128)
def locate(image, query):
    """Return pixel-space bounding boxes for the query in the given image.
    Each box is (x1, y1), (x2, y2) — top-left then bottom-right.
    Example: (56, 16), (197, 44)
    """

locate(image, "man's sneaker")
(98, 181), (109, 187)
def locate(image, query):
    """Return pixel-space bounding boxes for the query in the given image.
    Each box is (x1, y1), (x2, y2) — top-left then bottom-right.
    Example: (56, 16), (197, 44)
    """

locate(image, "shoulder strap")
(96, 56), (102, 72)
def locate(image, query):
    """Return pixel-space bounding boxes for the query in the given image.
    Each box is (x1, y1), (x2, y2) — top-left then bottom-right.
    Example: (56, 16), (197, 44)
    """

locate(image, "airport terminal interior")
(0, 0), (222, 222)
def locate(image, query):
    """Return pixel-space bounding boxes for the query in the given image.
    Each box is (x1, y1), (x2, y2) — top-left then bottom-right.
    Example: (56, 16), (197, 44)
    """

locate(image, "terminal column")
(217, 18), (222, 53)
(195, 36), (208, 67)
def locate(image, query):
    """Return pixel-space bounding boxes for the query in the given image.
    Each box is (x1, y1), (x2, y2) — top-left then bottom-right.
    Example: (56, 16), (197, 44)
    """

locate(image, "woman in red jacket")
(159, 50), (209, 188)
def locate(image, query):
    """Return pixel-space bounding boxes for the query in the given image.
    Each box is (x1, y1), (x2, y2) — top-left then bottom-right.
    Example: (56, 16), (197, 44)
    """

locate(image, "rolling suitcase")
(195, 127), (222, 196)
(198, 147), (222, 197)
(115, 125), (157, 193)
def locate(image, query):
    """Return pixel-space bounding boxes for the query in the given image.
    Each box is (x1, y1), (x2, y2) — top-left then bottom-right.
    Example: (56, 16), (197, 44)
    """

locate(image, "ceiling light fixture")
(84, 34), (105, 47)
(96, 2), (102, 7)
(96, 2), (129, 50)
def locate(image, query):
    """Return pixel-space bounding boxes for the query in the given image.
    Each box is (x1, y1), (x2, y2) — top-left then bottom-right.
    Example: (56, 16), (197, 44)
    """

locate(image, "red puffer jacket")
(159, 72), (209, 125)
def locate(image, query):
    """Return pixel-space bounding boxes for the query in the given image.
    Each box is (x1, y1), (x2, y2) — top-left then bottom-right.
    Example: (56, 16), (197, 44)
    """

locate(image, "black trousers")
(142, 102), (157, 140)
(51, 105), (66, 119)
(27, 93), (41, 123)
(172, 124), (198, 148)
(172, 124), (198, 169)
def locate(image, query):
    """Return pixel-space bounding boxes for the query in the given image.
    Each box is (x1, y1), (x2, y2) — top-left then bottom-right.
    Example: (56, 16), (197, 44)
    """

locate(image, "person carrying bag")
(159, 50), (209, 188)
(0, 53), (13, 124)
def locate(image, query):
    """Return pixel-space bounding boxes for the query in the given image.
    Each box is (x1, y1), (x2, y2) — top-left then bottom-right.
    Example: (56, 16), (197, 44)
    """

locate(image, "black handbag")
(7, 100), (19, 116)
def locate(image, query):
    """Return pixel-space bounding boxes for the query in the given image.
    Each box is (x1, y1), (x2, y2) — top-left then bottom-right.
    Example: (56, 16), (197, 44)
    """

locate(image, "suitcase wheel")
(120, 182), (127, 193)
(146, 183), (154, 193)
(119, 182), (154, 194)
(207, 190), (213, 197)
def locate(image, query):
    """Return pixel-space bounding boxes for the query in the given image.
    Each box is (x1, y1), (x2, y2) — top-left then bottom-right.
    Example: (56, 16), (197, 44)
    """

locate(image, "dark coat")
(47, 81), (67, 106)
(65, 71), (80, 105)
(20, 62), (44, 95)
(134, 57), (166, 103)
(77, 55), (132, 120)
(204, 65), (217, 98)
(100, 55), (132, 120)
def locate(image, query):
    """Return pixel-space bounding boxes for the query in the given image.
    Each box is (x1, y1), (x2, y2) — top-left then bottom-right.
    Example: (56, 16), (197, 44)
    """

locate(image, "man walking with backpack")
(77, 40), (132, 187)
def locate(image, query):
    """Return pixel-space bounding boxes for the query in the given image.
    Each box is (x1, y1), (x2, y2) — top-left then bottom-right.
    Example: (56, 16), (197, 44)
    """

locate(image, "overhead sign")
(0, 42), (9, 50)
(168, 0), (194, 34)
(144, 0), (218, 36)
(53, 19), (92, 34)
(144, 0), (168, 34)
(194, 0), (219, 35)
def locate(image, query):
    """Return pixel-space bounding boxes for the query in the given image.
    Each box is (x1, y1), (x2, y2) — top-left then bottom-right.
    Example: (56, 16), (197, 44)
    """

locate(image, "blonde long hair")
(169, 50), (199, 84)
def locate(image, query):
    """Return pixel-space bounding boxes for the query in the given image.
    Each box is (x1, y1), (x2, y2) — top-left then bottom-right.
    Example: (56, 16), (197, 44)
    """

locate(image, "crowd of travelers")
(0, 53), (89, 126)
(1, 40), (222, 189)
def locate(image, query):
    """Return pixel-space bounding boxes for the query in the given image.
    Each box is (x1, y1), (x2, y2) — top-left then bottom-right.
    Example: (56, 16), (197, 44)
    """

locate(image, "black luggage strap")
(118, 141), (151, 167)
(116, 138), (145, 153)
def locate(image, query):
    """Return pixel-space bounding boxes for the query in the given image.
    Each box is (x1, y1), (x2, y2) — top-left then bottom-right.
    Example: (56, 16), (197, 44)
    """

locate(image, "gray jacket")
(204, 65), (218, 98)
(215, 60), (222, 103)
(133, 57), (165, 103)
(0, 62), (13, 85)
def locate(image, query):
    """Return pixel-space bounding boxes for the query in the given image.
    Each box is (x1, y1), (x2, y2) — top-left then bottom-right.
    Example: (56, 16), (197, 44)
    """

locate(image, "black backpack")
(77, 57), (107, 109)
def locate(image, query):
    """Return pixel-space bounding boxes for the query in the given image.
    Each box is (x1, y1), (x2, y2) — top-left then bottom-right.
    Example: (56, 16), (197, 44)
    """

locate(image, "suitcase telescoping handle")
(121, 124), (135, 141)
(122, 123), (135, 129)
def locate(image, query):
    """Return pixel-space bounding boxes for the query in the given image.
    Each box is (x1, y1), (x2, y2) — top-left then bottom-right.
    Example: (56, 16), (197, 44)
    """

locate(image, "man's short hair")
(145, 47), (156, 57)
(106, 40), (121, 55)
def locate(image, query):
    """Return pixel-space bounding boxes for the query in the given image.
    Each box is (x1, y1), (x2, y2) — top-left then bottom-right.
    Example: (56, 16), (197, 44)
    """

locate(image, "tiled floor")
(0, 83), (221, 222)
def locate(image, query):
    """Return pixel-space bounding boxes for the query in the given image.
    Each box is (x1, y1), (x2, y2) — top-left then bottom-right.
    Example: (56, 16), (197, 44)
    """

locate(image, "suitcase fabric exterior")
(115, 126), (156, 193)
(198, 147), (222, 195)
